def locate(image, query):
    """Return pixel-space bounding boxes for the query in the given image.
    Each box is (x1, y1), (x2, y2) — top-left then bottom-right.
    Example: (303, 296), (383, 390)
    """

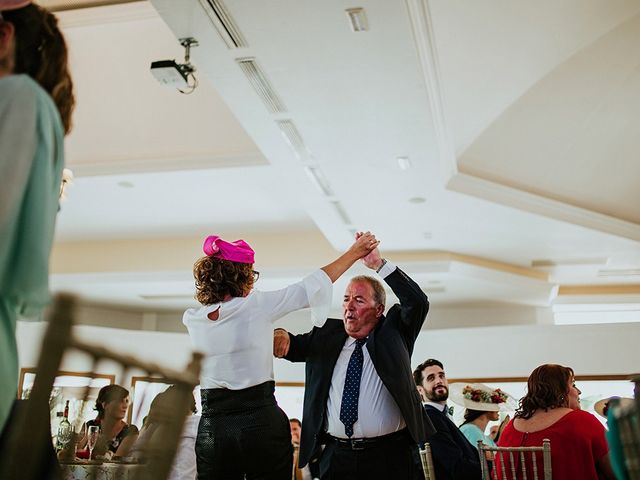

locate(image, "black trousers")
(318, 429), (422, 480)
(196, 381), (292, 480)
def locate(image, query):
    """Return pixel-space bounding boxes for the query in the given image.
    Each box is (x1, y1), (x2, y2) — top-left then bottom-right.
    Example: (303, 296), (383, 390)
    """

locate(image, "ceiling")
(47, 0), (640, 320)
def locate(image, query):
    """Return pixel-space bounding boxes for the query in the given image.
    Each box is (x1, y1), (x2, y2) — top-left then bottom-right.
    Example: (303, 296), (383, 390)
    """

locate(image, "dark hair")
(94, 384), (129, 419)
(413, 358), (444, 386)
(515, 364), (574, 420)
(2, 4), (75, 134)
(461, 409), (486, 426)
(289, 418), (301, 427)
(193, 256), (254, 305)
(349, 275), (386, 307)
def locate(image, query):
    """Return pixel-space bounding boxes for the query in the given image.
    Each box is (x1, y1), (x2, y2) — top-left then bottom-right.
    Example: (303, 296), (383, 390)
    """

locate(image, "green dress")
(0, 74), (64, 433)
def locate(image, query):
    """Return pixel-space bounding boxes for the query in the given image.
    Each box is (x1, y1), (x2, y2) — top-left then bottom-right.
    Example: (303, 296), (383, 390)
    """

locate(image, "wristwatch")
(376, 259), (387, 273)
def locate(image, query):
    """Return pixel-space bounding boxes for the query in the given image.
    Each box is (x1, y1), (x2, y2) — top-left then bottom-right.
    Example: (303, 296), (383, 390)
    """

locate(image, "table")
(60, 462), (145, 480)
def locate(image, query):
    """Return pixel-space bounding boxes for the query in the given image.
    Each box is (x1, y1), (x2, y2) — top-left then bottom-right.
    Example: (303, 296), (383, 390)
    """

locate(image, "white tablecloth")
(60, 462), (144, 480)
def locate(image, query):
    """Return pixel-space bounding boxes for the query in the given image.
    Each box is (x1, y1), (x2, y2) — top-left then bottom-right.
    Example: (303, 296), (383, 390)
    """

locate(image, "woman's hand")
(351, 231), (379, 259)
(355, 231), (383, 270)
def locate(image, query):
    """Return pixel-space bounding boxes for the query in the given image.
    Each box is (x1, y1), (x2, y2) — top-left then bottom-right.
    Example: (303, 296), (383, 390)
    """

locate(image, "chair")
(477, 439), (551, 480)
(419, 442), (437, 480)
(0, 293), (202, 480)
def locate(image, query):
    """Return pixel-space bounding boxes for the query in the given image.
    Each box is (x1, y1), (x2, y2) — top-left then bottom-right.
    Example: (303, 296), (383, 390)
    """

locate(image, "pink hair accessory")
(202, 235), (255, 264)
(0, 0), (31, 10)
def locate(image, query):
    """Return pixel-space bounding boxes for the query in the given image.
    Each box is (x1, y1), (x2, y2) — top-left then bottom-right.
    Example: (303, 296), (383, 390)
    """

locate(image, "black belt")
(326, 429), (408, 451)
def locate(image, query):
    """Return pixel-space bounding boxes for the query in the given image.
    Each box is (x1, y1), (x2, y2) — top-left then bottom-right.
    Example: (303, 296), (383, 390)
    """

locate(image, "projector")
(149, 38), (199, 93)
(150, 60), (190, 89)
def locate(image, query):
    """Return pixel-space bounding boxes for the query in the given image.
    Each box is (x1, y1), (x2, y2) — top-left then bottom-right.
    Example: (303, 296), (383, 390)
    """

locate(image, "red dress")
(497, 409), (608, 479)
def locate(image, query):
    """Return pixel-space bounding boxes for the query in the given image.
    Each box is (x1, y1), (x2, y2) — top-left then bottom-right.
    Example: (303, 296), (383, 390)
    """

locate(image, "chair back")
(419, 442), (437, 480)
(611, 376), (640, 480)
(478, 439), (551, 480)
(0, 293), (202, 480)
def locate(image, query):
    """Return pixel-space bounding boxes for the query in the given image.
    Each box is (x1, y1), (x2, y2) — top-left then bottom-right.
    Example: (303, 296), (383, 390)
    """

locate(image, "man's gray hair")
(350, 275), (386, 307)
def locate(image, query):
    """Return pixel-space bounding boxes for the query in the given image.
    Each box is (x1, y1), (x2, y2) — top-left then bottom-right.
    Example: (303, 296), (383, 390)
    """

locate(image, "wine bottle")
(57, 400), (72, 450)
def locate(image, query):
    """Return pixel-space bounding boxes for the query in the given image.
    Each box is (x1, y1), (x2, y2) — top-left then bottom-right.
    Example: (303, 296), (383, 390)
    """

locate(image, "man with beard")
(413, 359), (481, 480)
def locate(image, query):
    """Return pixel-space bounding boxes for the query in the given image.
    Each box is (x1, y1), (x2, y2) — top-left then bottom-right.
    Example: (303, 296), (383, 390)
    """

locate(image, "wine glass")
(57, 422), (74, 450)
(87, 426), (100, 460)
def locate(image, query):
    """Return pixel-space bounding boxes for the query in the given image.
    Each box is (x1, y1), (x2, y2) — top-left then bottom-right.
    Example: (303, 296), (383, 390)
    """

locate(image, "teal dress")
(0, 74), (65, 433)
(459, 422), (496, 450)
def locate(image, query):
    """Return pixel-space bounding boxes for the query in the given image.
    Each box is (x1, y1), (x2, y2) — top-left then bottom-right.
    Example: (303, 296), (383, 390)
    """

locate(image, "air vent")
(331, 201), (352, 226)
(345, 7), (369, 32)
(235, 57), (287, 113)
(304, 166), (334, 197)
(531, 258), (608, 268)
(598, 269), (640, 277)
(140, 294), (194, 300)
(276, 120), (311, 160)
(198, 0), (247, 48)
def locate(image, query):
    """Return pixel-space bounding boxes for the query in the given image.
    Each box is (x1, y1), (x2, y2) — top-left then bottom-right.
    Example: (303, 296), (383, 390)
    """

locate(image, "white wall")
(17, 315), (640, 388)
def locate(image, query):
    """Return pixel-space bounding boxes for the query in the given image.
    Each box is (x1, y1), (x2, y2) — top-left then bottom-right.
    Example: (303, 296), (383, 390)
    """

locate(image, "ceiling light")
(552, 303), (640, 325)
(409, 197), (426, 204)
(346, 8), (368, 32)
(396, 156), (412, 170)
(117, 181), (134, 188)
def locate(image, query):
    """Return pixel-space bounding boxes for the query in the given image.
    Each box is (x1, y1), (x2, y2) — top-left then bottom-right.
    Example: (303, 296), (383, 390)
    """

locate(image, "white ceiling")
(49, 0), (640, 316)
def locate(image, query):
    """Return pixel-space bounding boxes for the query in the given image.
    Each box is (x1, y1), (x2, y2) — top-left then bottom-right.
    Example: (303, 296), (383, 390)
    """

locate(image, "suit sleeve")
(283, 330), (313, 363)
(426, 412), (482, 479)
(384, 267), (429, 339)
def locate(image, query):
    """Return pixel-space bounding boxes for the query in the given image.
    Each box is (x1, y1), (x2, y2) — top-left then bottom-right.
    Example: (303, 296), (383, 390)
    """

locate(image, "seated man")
(413, 359), (481, 480)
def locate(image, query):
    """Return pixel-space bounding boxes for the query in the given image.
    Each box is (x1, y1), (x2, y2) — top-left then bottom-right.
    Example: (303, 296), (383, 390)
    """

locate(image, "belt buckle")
(350, 438), (365, 451)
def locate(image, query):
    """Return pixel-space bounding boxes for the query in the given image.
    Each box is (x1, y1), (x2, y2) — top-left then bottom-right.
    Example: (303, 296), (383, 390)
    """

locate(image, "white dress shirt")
(183, 269), (331, 389)
(325, 260), (405, 438)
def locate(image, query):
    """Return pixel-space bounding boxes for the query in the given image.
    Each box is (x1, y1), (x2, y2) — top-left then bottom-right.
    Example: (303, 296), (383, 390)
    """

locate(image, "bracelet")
(375, 259), (387, 273)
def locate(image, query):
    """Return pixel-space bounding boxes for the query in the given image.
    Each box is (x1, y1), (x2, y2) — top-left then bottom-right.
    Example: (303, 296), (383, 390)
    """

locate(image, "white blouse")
(183, 269), (331, 389)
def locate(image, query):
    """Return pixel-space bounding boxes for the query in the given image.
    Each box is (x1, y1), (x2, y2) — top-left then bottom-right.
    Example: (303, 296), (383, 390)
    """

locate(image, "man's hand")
(356, 231), (383, 270)
(273, 328), (291, 358)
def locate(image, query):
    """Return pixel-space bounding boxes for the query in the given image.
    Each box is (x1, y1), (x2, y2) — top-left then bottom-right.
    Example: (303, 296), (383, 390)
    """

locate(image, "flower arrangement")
(462, 385), (508, 404)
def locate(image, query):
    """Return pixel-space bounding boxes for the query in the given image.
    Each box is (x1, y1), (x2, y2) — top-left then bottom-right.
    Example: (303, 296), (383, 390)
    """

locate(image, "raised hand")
(350, 231), (379, 259)
(356, 231), (383, 270)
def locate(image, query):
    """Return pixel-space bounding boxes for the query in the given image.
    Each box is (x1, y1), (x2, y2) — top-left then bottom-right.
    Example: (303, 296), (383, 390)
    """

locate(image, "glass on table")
(87, 426), (100, 460)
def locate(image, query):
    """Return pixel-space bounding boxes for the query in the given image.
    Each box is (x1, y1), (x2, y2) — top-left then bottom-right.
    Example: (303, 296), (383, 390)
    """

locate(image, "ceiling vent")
(331, 201), (352, 226)
(345, 7), (369, 32)
(276, 120), (311, 161)
(305, 166), (334, 197)
(198, 0), (247, 48)
(235, 57), (287, 113)
(598, 268), (640, 277)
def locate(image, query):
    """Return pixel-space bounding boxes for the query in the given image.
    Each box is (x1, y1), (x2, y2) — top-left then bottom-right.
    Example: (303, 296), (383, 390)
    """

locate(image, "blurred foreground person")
(0, 0), (74, 436)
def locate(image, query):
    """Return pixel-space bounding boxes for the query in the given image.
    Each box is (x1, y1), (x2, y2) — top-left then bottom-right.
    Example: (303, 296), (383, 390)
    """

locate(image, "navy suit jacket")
(284, 267), (435, 467)
(424, 404), (482, 480)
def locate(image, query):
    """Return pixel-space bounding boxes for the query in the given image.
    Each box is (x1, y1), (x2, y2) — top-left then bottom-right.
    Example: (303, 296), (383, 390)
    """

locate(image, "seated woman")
(497, 364), (615, 479)
(450, 382), (511, 451)
(77, 384), (138, 459)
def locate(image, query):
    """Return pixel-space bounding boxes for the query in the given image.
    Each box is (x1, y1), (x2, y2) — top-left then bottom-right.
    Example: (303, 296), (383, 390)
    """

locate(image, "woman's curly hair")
(194, 256), (254, 305)
(3, 4), (75, 134)
(515, 364), (574, 419)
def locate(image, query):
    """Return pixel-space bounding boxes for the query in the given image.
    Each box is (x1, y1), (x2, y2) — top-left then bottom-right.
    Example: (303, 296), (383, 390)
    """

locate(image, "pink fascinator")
(0, 0), (31, 10)
(203, 235), (255, 264)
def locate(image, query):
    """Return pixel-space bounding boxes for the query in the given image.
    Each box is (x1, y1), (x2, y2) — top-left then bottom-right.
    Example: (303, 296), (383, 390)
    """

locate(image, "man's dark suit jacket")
(423, 404), (482, 480)
(284, 267), (435, 467)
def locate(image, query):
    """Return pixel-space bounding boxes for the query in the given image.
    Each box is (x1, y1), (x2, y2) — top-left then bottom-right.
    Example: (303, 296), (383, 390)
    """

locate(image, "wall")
(17, 313), (639, 388)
